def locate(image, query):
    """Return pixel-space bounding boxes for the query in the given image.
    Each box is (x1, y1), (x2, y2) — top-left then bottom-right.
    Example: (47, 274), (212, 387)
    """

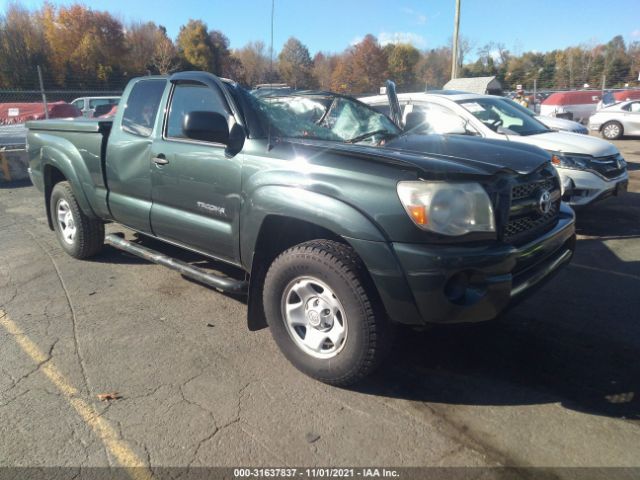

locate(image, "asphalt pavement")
(1, 137), (639, 477)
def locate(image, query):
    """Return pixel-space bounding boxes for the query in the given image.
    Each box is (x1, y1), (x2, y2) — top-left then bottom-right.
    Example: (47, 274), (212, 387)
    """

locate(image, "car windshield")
(244, 91), (401, 143)
(457, 97), (550, 136)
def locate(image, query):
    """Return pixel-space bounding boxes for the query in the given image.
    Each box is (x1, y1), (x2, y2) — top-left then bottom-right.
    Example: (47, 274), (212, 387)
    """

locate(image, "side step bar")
(105, 233), (248, 295)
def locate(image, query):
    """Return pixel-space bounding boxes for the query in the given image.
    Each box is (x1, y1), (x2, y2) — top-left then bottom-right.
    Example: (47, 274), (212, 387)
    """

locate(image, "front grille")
(504, 201), (559, 240)
(591, 155), (626, 179)
(511, 179), (554, 201)
(502, 172), (560, 245)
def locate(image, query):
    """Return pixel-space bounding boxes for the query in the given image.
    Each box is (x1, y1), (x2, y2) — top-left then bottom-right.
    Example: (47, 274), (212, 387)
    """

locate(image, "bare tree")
(152, 27), (179, 74)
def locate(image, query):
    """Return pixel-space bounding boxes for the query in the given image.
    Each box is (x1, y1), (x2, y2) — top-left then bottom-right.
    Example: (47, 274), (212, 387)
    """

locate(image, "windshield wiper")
(345, 129), (396, 144)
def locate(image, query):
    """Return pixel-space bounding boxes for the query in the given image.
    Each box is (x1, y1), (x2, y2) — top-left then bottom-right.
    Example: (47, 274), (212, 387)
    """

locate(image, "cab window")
(121, 79), (166, 138)
(166, 83), (230, 140)
(89, 98), (118, 109)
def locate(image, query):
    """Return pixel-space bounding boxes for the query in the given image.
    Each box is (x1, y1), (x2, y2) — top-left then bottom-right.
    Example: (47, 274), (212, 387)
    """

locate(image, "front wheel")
(601, 121), (623, 140)
(263, 240), (393, 386)
(50, 181), (104, 259)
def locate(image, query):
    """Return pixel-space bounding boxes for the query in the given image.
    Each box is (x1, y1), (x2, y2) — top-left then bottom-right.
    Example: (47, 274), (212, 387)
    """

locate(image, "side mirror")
(183, 111), (229, 144)
(404, 111), (430, 133)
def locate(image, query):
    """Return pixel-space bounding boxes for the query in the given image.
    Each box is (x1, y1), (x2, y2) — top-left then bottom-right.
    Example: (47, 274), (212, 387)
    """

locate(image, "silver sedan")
(589, 100), (640, 140)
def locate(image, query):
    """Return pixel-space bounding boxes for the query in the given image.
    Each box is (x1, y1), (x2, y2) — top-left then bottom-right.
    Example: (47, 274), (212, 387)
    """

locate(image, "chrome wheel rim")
(281, 276), (348, 359)
(56, 199), (76, 245)
(603, 124), (619, 139)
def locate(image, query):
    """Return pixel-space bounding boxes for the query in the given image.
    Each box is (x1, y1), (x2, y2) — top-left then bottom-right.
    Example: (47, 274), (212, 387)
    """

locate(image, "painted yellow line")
(0, 310), (153, 480)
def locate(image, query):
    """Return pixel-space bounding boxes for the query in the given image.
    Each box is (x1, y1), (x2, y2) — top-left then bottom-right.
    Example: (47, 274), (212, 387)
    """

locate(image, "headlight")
(397, 181), (495, 236)
(550, 152), (590, 170)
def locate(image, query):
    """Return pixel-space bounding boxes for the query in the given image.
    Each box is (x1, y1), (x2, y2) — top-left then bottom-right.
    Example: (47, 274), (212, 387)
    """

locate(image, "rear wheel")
(601, 121), (623, 140)
(263, 240), (393, 386)
(50, 181), (104, 259)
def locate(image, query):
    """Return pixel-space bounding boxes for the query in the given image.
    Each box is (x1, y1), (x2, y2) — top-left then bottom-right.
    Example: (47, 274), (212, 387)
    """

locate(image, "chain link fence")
(0, 66), (125, 182)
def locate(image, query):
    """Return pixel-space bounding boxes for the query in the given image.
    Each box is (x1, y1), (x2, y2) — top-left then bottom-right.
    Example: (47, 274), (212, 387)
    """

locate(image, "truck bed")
(26, 117), (114, 221)
(26, 118), (113, 134)
(27, 118), (113, 185)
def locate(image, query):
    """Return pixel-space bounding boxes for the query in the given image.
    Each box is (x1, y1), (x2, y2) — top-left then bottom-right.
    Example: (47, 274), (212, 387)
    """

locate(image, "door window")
(122, 79), (166, 137)
(412, 102), (473, 135)
(166, 83), (230, 140)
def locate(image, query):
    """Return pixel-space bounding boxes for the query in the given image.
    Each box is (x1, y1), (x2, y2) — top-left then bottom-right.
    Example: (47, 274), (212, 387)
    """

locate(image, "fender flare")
(41, 144), (98, 220)
(240, 185), (387, 268)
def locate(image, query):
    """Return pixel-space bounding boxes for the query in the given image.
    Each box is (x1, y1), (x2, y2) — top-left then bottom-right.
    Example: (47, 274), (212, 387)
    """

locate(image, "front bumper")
(391, 204), (576, 325)
(557, 168), (628, 206)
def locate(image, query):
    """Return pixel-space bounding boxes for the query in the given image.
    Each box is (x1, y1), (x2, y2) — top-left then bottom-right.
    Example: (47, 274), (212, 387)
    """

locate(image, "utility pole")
(451, 0), (461, 80)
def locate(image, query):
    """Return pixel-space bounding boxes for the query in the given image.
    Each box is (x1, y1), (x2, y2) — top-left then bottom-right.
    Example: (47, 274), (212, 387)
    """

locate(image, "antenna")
(267, 0), (275, 151)
(270, 0), (275, 81)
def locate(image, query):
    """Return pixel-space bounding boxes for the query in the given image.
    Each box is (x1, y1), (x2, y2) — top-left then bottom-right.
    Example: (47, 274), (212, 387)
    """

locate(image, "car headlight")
(397, 181), (495, 236)
(550, 152), (591, 170)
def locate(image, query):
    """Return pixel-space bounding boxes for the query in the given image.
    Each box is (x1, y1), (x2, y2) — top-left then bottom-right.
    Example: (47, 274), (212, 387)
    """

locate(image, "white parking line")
(569, 263), (640, 281)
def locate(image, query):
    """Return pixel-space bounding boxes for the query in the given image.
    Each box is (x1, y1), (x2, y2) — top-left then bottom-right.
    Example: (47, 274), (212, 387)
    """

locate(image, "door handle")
(153, 155), (169, 166)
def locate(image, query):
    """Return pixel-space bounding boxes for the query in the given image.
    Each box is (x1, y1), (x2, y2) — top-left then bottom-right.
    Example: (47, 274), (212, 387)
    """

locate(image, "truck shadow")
(95, 232), (248, 301)
(356, 197), (640, 421)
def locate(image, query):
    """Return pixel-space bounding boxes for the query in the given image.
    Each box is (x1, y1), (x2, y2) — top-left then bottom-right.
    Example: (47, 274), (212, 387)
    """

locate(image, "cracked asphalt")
(1, 137), (639, 473)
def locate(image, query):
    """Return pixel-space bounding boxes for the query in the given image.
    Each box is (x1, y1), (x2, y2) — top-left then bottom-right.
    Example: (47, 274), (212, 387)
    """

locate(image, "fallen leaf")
(97, 392), (121, 401)
(305, 432), (320, 444)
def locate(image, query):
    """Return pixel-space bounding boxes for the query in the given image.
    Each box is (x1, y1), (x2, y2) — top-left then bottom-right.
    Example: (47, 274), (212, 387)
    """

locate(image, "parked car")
(506, 97), (589, 134)
(540, 91), (601, 124)
(70, 96), (120, 118)
(27, 73), (575, 385)
(361, 91), (628, 207)
(588, 100), (640, 139)
(0, 101), (81, 125)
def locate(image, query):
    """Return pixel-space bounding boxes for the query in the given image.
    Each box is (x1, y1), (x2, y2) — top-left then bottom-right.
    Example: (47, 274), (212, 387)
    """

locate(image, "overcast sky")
(4, 0), (640, 57)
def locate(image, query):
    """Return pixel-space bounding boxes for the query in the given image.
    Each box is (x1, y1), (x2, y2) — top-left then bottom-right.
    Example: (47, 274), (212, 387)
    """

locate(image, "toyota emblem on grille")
(538, 189), (552, 215)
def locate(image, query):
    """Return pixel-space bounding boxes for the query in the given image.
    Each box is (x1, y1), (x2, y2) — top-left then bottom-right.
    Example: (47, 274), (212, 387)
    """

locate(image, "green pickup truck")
(26, 72), (576, 385)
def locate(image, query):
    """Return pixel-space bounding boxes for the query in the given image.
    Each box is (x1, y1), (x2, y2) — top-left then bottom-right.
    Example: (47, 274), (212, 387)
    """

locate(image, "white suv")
(362, 91), (628, 207)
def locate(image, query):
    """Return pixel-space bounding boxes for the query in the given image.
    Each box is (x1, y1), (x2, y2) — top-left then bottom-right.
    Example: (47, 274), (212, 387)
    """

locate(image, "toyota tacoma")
(26, 73), (576, 385)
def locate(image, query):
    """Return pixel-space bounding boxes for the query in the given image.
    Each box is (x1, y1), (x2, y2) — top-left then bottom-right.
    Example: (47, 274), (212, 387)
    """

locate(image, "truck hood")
(380, 133), (550, 175)
(286, 134), (551, 177)
(507, 130), (618, 157)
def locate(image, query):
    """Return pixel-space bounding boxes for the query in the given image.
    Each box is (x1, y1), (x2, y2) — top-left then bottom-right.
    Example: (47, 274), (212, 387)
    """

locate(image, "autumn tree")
(152, 26), (179, 74)
(603, 35), (631, 87)
(234, 41), (269, 87)
(125, 21), (160, 74)
(415, 47), (451, 89)
(313, 52), (338, 90)
(209, 30), (234, 76)
(176, 19), (214, 71)
(0, 3), (48, 88)
(278, 37), (314, 88)
(331, 34), (387, 94)
(386, 43), (420, 91)
(41, 4), (127, 87)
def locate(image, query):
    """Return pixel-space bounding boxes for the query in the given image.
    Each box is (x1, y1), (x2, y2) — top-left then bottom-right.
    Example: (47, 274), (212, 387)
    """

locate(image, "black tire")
(601, 121), (623, 140)
(50, 181), (104, 259)
(263, 239), (393, 386)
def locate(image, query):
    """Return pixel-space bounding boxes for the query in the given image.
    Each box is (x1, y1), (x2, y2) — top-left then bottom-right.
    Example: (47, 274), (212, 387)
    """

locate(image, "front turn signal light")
(407, 205), (427, 225)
